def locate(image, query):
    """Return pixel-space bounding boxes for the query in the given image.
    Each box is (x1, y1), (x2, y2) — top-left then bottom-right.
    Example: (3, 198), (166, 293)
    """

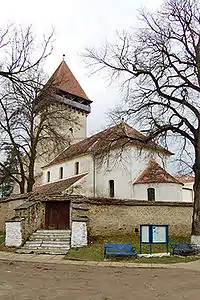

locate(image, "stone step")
(36, 230), (71, 234)
(21, 246), (70, 251)
(17, 249), (69, 255)
(26, 241), (70, 247)
(32, 233), (71, 238)
(29, 237), (71, 242)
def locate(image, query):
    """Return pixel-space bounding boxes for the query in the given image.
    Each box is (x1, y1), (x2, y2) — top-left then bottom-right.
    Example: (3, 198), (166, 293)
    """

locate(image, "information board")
(140, 224), (169, 254)
(152, 226), (167, 243)
(141, 225), (149, 243)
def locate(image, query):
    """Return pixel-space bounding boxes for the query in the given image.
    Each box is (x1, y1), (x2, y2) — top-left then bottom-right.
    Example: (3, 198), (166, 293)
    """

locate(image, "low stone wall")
(85, 199), (193, 237)
(15, 201), (45, 242)
(0, 195), (27, 231)
(5, 200), (45, 247)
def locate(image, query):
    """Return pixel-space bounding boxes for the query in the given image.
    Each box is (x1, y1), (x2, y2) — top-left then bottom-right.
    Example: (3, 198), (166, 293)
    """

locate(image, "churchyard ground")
(0, 260), (200, 299)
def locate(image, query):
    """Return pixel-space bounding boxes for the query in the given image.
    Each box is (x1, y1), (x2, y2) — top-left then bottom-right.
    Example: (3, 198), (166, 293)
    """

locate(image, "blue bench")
(104, 243), (137, 258)
(170, 243), (198, 256)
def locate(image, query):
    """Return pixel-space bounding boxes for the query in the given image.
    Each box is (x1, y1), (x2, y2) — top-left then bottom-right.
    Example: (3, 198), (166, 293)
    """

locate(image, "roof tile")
(43, 123), (172, 168)
(34, 173), (87, 195)
(134, 159), (182, 185)
(47, 61), (89, 100)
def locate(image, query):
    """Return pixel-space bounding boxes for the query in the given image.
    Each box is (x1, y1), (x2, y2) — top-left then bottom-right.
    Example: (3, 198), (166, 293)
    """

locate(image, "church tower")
(33, 59), (92, 187)
(46, 59), (92, 142)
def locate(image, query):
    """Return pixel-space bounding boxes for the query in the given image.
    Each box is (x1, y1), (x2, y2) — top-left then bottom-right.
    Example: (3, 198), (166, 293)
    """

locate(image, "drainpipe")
(92, 152), (96, 197)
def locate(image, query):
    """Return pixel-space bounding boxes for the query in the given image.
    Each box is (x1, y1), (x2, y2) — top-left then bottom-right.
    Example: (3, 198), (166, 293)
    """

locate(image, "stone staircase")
(17, 230), (71, 255)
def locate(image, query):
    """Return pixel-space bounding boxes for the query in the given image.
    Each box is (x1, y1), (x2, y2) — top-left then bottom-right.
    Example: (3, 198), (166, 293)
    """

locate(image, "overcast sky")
(1, 0), (162, 135)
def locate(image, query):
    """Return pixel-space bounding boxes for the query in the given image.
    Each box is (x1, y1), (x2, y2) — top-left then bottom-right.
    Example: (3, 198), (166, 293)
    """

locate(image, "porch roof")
(34, 173), (88, 196)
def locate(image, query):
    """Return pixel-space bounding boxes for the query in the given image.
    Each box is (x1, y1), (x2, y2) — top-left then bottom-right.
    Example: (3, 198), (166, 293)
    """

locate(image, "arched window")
(147, 188), (155, 201)
(109, 180), (115, 198)
(47, 171), (50, 183)
(75, 162), (79, 175)
(59, 167), (63, 179)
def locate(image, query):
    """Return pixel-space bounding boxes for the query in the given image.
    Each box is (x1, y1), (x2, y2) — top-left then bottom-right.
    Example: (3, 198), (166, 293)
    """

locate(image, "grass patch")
(65, 234), (199, 264)
(0, 231), (5, 245)
(0, 232), (16, 252)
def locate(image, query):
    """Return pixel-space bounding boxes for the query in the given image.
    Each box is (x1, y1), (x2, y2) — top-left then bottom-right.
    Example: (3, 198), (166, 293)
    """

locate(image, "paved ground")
(1, 260), (200, 300)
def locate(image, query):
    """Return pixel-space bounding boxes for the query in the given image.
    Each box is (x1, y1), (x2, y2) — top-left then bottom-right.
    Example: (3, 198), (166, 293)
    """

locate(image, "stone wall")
(15, 201), (45, 241)
(85, 199), (193, 237)
(0, 195), (27, 231)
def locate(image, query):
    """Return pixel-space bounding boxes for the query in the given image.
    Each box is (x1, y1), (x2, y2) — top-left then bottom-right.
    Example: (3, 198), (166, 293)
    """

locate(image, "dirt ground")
(0, 261), (200, 300)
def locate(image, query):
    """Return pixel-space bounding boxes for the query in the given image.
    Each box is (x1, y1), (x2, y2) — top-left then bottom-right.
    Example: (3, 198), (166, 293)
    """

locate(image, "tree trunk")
(191, 144), (200, 245)
(19, 180), (25, 194)
(27, 159), (35, 193)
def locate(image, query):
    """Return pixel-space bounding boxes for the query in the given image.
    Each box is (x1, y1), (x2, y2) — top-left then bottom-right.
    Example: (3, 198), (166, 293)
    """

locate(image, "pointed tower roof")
(48, 61), (90, 101)
(134, 159), (182, 185)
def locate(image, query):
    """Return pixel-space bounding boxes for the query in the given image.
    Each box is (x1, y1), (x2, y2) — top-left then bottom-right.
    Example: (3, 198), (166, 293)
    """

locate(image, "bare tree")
(0, 68), (79, 193)
(85, 0), (200, 241)
(0, 25), (53, 90)
(0, 26), (79, 193)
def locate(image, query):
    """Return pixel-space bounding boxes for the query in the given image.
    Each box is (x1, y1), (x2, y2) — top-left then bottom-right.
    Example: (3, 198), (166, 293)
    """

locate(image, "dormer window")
(59, 167), (63, 179)
(75, 162), (79, 175)
(47, 171), (50, 183)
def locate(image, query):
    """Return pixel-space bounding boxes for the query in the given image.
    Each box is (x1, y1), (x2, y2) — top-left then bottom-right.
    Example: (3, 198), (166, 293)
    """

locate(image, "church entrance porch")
(45, 201), (70, 230)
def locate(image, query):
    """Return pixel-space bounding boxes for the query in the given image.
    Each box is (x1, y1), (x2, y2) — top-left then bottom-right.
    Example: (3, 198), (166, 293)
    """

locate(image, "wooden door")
(45, 201), (70, 230)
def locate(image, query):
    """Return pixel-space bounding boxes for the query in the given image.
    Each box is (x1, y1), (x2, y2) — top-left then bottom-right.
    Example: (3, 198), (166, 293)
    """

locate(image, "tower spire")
(63, 54), (65, 61)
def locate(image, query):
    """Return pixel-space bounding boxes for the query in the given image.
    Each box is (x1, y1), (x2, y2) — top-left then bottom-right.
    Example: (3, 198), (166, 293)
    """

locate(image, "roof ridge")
(43, 123), (172, 169)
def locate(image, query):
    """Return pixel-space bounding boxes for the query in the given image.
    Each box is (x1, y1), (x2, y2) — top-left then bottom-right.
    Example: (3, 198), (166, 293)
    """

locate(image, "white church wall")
(95, 146), (171, 199)
(42, 144), (172, 200)
(182, 182), (194, 202)
(34, 108), (87, 181)
(133, 182), (183, 202)
(42, 154), (94, 196)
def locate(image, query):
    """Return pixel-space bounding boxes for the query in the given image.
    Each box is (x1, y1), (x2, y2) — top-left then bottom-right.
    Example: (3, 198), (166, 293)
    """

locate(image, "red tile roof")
(174, 173), (194, 184)
(134, 159), (182, 185)
(43, 123), (172, 168)
(34, 173), (87, 195)
(47, 61), (89, 100)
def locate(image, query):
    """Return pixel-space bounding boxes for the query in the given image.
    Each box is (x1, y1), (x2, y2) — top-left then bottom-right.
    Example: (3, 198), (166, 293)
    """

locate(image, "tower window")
(147, 188), (155, 201)
(47, 171), (50, 183)
(109, 180), (115, 198)
(75, 162), (79, 175)
(59, 167), (63, 179)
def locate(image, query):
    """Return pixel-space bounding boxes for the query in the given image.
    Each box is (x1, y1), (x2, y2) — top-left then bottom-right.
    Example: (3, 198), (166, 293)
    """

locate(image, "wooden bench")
(170, 242), (199, 256)
(104, 243), (137, 258)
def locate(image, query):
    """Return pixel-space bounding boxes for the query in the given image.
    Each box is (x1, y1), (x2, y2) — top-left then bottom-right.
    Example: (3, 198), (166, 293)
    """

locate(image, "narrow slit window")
(59, 167), (63, 179)
(147, 188), (155, 201)
(47, 171), (50, 183)
(109, 180), (115, 198)
(75, 162), (79, 175)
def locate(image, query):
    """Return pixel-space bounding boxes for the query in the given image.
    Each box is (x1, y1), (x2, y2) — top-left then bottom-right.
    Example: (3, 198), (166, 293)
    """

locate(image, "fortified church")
(33, 60), (193, 204)
(5, 60), (194, 253)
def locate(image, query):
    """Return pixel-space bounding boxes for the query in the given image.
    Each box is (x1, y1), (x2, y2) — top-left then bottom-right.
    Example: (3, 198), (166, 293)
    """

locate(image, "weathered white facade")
(133, 183), (183, 202)
(41, 142), (189, 202)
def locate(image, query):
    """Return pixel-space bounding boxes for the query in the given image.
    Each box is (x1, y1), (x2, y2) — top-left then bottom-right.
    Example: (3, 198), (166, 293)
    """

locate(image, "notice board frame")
(140, 224), (169, 254)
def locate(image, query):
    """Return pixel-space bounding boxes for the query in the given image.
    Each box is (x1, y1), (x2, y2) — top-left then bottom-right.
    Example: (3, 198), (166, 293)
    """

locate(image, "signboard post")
(140, 224), (169, 254)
